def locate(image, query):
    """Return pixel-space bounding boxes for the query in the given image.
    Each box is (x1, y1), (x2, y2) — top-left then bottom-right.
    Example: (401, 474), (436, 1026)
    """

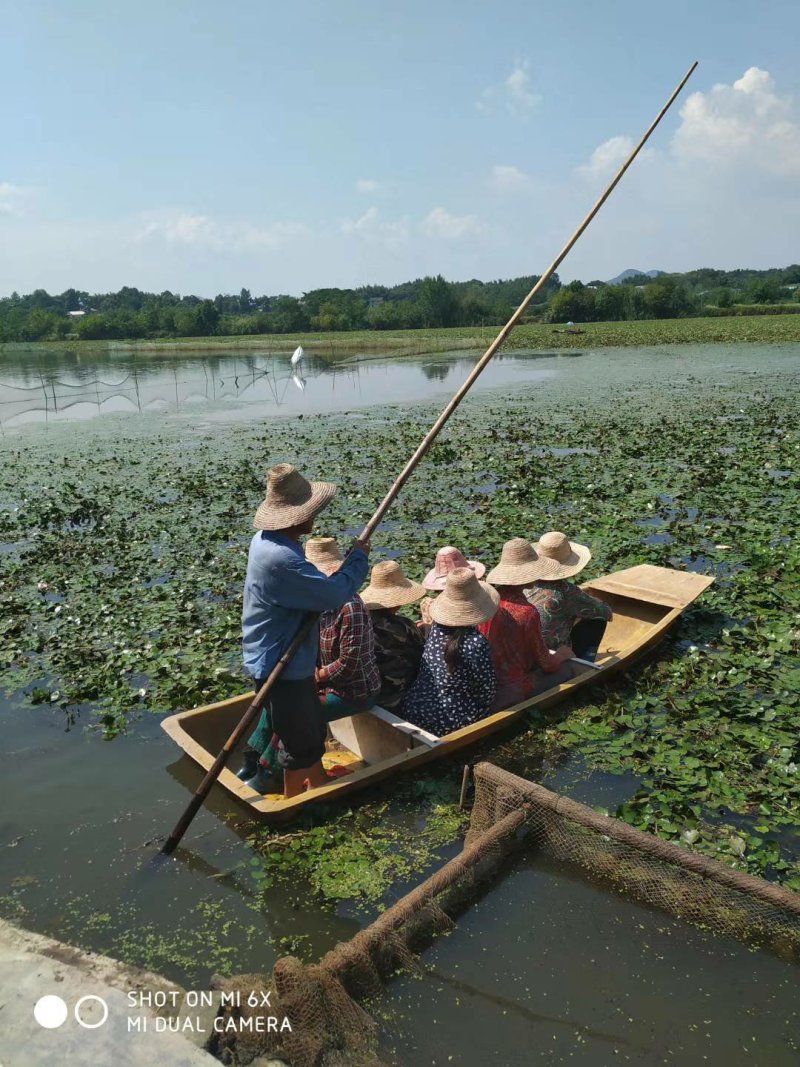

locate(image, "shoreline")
(2, 313), (800, 360)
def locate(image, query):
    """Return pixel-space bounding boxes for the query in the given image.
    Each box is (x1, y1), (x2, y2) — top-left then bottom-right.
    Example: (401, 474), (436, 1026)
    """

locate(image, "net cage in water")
(209, 762), (800, 1066)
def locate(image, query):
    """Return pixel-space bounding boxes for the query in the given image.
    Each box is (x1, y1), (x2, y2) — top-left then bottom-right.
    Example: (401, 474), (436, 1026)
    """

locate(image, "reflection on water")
(0, 692), (362, 986)
(380, 849), (800, 1066)
(0, 347), (560, 428)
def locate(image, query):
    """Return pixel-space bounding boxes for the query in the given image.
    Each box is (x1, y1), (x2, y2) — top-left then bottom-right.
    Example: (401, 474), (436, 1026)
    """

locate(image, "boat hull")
(160, 564), (713, 822)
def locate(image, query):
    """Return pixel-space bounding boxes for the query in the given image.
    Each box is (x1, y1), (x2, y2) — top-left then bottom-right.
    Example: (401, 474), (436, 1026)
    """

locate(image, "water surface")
(1, 340), (798, 1063)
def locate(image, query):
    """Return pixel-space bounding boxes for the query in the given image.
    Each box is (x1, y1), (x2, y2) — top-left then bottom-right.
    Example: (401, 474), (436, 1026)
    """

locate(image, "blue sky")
(2, 0), (799, 296)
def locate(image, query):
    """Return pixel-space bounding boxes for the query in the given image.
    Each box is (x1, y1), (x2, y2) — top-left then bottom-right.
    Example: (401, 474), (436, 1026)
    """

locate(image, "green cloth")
(248, 707), (272, 756)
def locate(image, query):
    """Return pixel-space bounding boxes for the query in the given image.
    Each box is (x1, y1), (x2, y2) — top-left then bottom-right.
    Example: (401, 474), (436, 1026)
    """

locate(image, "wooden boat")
(161, 564), (713, 823)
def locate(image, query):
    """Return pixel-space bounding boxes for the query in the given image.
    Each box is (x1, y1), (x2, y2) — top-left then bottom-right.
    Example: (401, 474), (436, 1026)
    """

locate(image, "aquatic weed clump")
(0, 353), (797, 885)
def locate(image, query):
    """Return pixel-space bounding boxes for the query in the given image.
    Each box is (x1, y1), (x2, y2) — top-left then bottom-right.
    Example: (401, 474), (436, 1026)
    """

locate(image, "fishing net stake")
(208, 760), (800, 1065)
(159, 61), (698, 857)
(458, 763), (472, 811)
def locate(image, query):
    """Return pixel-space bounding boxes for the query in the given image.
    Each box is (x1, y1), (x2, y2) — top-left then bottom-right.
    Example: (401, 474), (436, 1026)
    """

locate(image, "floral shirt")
(478, 587), (559, 707)
(318, 594), (380, 703)
(404, 623), (496, 736)
(525, 579), (612, 649)
(369, 609), (425, 712)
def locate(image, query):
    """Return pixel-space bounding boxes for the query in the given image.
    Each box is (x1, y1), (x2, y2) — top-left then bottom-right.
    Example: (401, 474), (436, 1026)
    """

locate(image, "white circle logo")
(74, 994), (109, 1029)
(34, 995), (69, 1029)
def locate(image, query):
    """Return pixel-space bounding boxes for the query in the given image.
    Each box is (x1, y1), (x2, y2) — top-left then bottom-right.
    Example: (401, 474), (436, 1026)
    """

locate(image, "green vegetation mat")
(1, 351), (798, 896)
(4, 311), (800, 357)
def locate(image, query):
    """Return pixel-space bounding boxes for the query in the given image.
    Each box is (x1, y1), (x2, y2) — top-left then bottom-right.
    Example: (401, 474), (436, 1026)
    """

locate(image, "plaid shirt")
(317, 593), (380, 703)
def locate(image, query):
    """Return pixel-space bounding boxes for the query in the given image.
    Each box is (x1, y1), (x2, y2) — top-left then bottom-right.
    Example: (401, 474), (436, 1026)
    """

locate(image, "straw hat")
(531, 531), (592, 579)
(423, 546), (486, 591)
(253, 464), (336, 532)
(486, 538), (560, 586)
(361, 560), (426, 610)
(305, 537), (343, 575)
(430, 567), (500, 627)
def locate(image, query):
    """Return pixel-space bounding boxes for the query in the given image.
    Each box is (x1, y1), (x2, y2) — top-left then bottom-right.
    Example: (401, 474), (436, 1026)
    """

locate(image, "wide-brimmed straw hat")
(305, 536), (343, 575)
(253, 464), (337, 532)
(361, 560), (426, 610)
(430, 567), (500, 627)
(531, 531), (592, 579)
(423, 546), (486, 591)
(487, 538), (560, 586)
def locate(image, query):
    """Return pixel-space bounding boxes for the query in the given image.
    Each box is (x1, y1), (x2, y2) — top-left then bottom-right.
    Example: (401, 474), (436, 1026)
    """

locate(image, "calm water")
(2, 339), (797, 431)
(1, 341), (799, 1065)
(0, 347), (560, 429)
(379, 849), (799, 1066)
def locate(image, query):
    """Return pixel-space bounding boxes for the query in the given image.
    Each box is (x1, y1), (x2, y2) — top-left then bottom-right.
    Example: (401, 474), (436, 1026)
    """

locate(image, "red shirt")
(478, 587), (558, 705)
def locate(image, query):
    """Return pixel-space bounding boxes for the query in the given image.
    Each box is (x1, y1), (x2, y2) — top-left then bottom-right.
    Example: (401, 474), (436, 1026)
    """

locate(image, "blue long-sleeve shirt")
(242, 531), (369, 681)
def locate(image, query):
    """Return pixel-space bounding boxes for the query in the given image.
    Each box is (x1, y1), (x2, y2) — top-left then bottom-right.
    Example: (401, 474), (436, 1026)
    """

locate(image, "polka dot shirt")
(404, 623), (496, 735)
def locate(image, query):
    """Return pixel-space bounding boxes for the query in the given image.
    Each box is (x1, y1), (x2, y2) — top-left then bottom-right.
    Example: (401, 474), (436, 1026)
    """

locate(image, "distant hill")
(607, 269), (665, 285)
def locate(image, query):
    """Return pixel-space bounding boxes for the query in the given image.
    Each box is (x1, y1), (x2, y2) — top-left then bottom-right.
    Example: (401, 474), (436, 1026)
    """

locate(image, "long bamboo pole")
(159, 61), (698, 857)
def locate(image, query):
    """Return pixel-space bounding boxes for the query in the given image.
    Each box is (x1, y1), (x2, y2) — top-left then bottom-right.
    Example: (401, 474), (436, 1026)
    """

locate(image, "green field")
(3, 312), (800, 359)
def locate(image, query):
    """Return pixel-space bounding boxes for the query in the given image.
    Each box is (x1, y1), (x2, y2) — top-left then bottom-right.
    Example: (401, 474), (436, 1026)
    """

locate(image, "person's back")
(304, 537), (380, 716)
(404, 624), (495, 734)
(525, 532), (612, 660)
(481, 539), (575, 708)
(317, 592), (380, 713)
(360, 560), (427, 713)
(243, 531), (326, 682)
(239, 465), (370, 797)
(403, 568), (498, 735)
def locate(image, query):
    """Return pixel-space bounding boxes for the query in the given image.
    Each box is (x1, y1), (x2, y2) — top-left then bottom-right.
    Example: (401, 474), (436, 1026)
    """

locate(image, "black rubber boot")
(244, 767), (280, 794)
(236, 747), (260, 781)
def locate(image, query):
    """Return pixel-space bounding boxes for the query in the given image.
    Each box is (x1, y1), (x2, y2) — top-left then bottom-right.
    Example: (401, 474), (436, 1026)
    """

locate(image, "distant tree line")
(1, 265), (799, 343)
(548, 266), (800, 324)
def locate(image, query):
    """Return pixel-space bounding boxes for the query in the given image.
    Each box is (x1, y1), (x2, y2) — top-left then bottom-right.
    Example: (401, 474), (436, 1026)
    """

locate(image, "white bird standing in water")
(290, 345), (304, 367)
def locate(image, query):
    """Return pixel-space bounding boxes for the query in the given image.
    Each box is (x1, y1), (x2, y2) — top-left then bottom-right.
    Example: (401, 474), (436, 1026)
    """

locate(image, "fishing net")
(467, 762), (800, 959)
(209, 761), (800, 1066)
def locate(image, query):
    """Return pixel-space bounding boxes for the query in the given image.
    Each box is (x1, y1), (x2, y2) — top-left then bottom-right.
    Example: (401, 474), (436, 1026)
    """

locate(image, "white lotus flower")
(37, 581), (49, 592)
(681, 829), (699, 845)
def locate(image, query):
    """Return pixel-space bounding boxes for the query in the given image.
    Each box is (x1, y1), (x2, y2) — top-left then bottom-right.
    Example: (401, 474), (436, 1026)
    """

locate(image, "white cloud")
(340, 206), (410, 247)
(355, 178), (380, 193)
(671, 66), (800, 176)
(420, 207), (482, 239)
(489, 165), (531, 191)
(578, 66), (800, 185)
(562, 67), (800, 281)
(342, 206), (482, 246)
(506, 61), (540, 111)
(0, 183), (29, 216)
(577, 135), (635, 178)
(137, 211), (308, 252)
(478, 60), (541, 115)
(3, 68), (798, 296)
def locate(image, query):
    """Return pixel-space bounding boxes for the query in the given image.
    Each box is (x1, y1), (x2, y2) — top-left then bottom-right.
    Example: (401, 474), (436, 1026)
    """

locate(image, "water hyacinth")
(0, 346), (797, 887)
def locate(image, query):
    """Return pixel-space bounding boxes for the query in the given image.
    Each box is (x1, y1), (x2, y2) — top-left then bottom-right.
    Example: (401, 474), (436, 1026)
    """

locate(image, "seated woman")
(526, 531), (613, 662)
(404, 567), (498, 735)
(360, 560), (426, 713)
(479, 538), (575, 710)
(306, 538), (381, 716)
(419, 545), (486, 627)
